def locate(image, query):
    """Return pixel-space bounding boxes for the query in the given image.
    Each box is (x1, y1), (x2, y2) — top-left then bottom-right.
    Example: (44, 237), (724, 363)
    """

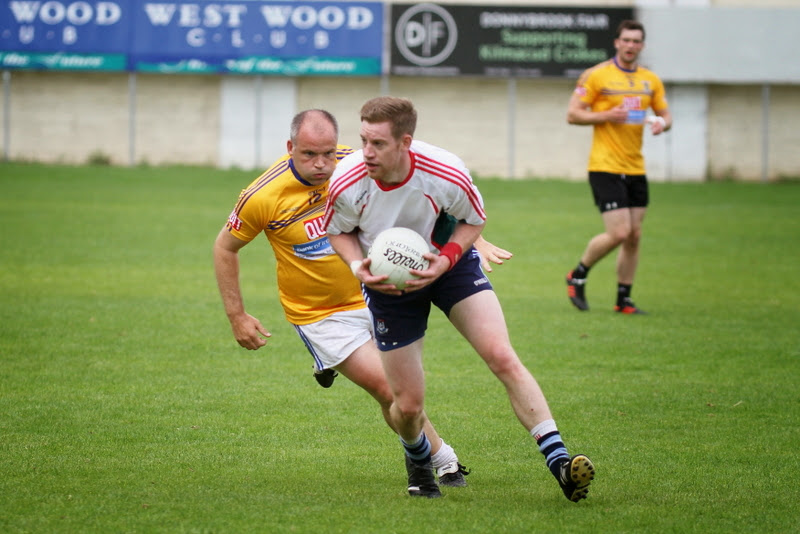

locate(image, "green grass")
(1, 162), (798, 533)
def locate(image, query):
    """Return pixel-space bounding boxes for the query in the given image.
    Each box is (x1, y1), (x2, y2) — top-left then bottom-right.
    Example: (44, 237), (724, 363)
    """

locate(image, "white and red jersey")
(323, 140), (486, 254)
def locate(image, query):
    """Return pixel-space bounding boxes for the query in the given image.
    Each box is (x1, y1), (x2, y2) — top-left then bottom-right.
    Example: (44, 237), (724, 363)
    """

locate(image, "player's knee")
(368, 384), (394, 409)
(623, 227), (642, 248)
(608, 227), (630, 245)
(393, 400), (424, 421)
(484, 348), (524, 379)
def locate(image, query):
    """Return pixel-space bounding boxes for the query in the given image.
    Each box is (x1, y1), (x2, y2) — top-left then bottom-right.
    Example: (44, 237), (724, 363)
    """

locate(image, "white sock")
(430, 440), (458, 470)
(530, 419), (558, 440)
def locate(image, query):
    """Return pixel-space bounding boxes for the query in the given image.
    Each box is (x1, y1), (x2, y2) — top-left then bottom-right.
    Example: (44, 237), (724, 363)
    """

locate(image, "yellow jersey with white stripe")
(224, 145), (363, 325)
(574, 58), (668, 175)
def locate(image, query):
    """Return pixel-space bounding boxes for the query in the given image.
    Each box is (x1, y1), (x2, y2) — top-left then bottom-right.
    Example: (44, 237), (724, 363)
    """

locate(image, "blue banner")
(0, 1), (383, 75)
(0, 0), (133, 53)
(132, 2), (381, 58)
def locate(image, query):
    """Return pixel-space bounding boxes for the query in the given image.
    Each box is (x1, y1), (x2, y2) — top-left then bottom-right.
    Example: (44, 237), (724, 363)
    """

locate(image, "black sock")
(617, 283), (632, 305)
(573, 262), (590, 279)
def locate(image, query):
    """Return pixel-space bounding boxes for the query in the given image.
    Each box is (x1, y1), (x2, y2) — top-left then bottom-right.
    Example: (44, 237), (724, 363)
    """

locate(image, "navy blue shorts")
(589, 171), (649, 213)
(365, 247), (493, 351)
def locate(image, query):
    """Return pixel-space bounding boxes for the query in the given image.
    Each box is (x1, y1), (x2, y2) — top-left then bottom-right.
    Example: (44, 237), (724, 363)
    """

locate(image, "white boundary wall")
(2, 1), (799, 181)
(219, 77), (297, 170)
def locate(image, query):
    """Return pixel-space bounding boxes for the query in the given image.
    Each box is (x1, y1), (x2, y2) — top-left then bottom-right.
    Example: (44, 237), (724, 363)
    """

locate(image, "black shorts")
(364, 247), (493, 351)
(588, 172), (649, 213)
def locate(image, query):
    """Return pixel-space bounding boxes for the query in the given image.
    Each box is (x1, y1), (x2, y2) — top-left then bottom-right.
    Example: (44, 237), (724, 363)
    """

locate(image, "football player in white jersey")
(324, 96), (595, 501)
(215, 109), (511, 493)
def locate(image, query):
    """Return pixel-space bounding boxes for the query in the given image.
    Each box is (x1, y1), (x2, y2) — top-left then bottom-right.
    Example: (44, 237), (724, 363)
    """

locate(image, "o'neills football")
(367, 227), (431, 290)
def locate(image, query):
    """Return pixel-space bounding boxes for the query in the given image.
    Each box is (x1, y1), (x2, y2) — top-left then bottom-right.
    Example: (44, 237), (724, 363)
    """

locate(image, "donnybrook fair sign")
(391, 3), (633, 78)
(0, 1), (383, 75)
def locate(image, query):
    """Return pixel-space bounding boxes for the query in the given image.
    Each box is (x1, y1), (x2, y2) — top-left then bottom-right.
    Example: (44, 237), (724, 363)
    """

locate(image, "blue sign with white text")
(131, 2), (381, 58)
(0, 1), (383, 75)
(0, 0), (132, 52)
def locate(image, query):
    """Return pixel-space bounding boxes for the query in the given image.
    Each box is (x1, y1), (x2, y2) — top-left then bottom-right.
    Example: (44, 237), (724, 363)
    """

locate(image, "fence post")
(507, 77), (516, 179)
(128, 72), (136, 166)
(761, 83), (770, 183)
(3, 70), (10, 162)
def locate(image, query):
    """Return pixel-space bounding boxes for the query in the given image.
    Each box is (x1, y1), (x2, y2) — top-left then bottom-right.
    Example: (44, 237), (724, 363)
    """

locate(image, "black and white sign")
(391, 3), (634, 78)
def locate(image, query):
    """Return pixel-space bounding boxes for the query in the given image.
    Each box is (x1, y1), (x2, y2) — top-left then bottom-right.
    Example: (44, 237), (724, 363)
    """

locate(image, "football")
(367, 227), (431, 290)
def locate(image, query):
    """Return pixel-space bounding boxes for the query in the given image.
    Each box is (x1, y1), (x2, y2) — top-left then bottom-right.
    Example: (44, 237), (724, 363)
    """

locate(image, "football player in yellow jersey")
(213, 109), (511, 493)
(565, 20), (672, 314)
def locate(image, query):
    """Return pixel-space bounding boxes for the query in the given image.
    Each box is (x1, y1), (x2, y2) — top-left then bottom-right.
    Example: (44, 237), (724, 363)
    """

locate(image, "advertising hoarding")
(0, 1), (383, 75)
(391, 3), (634, 78)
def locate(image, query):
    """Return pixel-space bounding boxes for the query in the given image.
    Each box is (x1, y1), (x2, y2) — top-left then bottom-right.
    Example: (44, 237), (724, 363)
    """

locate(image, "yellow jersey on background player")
(573, 58), (668, 175)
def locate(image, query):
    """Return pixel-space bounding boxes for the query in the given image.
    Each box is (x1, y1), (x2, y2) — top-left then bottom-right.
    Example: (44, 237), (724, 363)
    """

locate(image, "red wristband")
(439, 242), (463, 271)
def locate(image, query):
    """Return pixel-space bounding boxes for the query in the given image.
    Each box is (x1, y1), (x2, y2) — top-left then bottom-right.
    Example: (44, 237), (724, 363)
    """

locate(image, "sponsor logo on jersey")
(626, 109), (645, 124)
(304, 215), (327, 240)
(293, 236), (333, 259)
(623, 96), (642, 109)
(227, 210), (242, 231)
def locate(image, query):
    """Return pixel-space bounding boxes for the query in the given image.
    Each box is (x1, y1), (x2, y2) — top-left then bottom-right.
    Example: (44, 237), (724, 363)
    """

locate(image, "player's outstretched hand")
(230, 313), (271, 350)
(474, 235), (513, 272)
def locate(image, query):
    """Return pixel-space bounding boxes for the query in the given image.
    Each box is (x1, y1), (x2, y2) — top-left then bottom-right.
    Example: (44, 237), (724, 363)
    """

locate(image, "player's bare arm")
(213, 228), (271, 350)
(567, 94), (628, 125)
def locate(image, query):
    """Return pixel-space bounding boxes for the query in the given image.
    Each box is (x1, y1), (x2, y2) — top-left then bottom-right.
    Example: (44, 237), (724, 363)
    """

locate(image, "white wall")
(3, 3), (800, 180)
(219, 77), (296, 170)
(643, 84), (708, 182)
(639, 7), (800, 83)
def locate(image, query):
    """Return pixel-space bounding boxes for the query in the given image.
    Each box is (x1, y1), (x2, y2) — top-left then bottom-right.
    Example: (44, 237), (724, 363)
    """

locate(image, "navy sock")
(401, 433), (432, 465)
(536, 431), (570, 479)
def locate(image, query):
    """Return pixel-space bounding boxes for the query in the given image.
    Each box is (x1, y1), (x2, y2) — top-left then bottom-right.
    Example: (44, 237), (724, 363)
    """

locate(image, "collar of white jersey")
(375, 150), (416, 191)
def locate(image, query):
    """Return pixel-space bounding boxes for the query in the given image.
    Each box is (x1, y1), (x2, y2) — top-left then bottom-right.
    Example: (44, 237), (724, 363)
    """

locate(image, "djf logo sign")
(394, 3), (457, 67)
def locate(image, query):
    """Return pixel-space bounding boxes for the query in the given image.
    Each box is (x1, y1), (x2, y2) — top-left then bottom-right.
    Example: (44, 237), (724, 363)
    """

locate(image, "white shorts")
(293, 308), (374, 371)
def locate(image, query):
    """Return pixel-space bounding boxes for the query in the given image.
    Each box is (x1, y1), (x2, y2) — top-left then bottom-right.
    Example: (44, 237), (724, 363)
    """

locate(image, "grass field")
(1, 162), (798, 533)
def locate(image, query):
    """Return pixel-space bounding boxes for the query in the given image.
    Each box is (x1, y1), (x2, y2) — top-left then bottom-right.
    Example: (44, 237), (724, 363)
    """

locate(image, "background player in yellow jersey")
(213, 109), (510, 494)
(565, 19), (672, 314)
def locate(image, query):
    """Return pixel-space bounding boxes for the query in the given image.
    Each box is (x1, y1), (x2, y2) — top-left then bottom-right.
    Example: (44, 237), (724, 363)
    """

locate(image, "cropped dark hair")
(616, 20), (645, 40)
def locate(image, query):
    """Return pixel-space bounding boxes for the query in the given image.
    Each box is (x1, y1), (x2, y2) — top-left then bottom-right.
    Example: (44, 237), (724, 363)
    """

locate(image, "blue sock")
(401, 432), (432, 465)
(532, 420), (569, 478)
